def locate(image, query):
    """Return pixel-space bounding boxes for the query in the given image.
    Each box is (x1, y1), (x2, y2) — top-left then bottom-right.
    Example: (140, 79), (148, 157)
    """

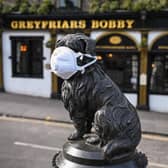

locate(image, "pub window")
(10, 36), (44, 78)
(96, 33), (139, 92)
(97, 52), (139, 92)
(149, 54), (168, 93)
(57, 0), (81, 9)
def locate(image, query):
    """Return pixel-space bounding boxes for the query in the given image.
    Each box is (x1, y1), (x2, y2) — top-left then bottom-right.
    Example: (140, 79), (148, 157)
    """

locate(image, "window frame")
(10, 36), (44, 78)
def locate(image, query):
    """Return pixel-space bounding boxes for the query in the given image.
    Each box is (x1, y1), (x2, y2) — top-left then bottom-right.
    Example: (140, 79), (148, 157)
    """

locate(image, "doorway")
(95, 32), (140, 107)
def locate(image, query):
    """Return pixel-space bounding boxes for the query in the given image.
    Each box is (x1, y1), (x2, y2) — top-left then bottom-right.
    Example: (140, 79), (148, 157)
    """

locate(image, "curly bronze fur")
(56, 33), (147, 166)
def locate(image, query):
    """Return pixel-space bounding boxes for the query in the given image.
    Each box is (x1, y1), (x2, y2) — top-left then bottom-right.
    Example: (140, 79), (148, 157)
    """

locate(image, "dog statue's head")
(56, 33), (96, 55)
(50, 33), (97, 80)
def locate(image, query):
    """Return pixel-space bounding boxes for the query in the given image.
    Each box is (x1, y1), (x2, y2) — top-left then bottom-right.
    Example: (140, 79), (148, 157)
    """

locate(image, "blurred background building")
(0, 0), (168, 113)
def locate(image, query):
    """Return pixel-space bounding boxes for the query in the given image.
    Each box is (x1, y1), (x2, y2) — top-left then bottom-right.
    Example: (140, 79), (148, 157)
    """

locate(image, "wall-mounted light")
(96, 56), (102, 60)
(20, 44), (28, 52)
(152, 63), (155, 68)
(108, 53), (113, 58)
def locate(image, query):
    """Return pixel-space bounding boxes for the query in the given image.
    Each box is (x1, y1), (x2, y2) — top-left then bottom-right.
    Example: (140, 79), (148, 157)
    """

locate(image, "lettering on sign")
(158, 46), (168, 49)
(11, 20), (86, 29)
(10, 19), (135, 30)
(96, 45), (136, 50)
(91, 19), (134, 29)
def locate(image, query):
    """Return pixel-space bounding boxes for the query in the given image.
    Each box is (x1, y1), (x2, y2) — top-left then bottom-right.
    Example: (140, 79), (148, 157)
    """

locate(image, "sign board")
(9, 19), (135, 30)
(140, 73), (147, 86)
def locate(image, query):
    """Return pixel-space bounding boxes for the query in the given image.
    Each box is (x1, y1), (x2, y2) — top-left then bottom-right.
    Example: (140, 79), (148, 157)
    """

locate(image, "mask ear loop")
(79, 55), (86, 74)
(76, 53), (97, 74)
(75, 53), (85, 74)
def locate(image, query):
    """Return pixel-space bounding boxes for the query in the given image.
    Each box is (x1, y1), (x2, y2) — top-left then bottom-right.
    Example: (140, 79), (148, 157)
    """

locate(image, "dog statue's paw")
(103, 142), (114, 159)
(68, 131), (84, 140)
(84, 134), (100, 145)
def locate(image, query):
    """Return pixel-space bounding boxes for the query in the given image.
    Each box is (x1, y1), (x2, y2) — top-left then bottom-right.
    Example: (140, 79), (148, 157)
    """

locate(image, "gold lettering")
(19, 21), (26, 29)
(34, 21), (41, 29)
(126, 46), (135, 49)
(11, 21), (18, 29)
(99, 20), (108, 28)
(158, 46), (168, 49)
(117, 20), (125, 28)
(10, 19), (135, 30)
(70, 20), (78, 29)
(41, 21), (48, 29)
(108, 20), (116, 28)
(56, 20), (62, 29)
(78, 20), (86, 29)
(126, 20), (134, 29)
(49, 21), (57, 29)
(62, 20), (69, 29)
(26, 21), (34, 29)
(91, 20), (99, 29)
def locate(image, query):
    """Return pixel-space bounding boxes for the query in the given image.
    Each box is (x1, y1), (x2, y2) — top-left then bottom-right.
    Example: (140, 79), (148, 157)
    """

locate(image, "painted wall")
(149, 95), (168, 113)
(2, 31), (52, 97)
(125, 93), (137, 107)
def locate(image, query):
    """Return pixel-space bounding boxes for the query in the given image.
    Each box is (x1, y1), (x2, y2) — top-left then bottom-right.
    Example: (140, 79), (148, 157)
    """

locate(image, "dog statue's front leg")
(68, 118), (86, 140)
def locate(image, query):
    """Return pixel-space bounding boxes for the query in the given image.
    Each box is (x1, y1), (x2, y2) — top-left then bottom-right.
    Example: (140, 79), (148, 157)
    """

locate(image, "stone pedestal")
(52, 140), (137, 168)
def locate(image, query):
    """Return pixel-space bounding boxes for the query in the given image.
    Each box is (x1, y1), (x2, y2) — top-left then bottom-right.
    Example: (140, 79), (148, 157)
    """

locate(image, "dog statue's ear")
(84, 38), (96, 55)
(55, 35), (86, 53)
(77, 54), (95, 66)
(72, 39), (86, 53)
(55, 39), (66, 48)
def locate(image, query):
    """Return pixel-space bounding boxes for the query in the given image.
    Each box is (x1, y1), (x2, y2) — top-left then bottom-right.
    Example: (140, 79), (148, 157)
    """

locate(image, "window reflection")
(57, 0), (81, 9)
(150, 54), (168, 93)
(11, 37), (43, 78)
(97, 53), (138, 92)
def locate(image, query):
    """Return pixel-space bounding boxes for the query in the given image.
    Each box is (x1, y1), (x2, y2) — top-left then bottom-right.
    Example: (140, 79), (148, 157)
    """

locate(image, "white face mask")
(50, 46), (97, 80)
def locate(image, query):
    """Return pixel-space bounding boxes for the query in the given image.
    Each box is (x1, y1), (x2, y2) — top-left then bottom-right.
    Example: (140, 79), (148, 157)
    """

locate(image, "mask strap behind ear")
(77, 53), (97, 73)
(82, 56), (97, 68)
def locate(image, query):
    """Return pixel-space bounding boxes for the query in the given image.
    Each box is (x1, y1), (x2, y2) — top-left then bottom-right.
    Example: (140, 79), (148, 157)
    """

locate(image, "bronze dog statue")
(51, 33), (147, 167)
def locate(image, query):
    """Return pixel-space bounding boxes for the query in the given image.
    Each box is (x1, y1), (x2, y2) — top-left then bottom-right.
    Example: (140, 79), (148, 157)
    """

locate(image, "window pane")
(150, 54), (168, 93)
(31, 40), (43, 75)
(11, 37), (43, 78)
(131, 55), (138, 90)
(16, 41), (29, 75)
(58, 0), (81, 8)
(98, 53), (138, 92)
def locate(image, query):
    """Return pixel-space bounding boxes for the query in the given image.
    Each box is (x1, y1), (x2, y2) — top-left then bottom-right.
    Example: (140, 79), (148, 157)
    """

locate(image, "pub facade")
(0, 11), (168, 113)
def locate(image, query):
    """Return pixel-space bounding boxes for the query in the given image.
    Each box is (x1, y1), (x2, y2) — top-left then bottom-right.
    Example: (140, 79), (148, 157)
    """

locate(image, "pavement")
(0, 92), (168, 136)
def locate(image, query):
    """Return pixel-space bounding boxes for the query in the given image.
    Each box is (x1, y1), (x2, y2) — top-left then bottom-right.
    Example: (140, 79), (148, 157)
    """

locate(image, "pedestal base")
(52, 140), (138, 168)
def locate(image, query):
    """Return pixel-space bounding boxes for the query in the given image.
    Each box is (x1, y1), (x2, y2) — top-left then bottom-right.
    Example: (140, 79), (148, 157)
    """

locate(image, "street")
(0, 116), (167, 168)
(0, 116), (73, 168)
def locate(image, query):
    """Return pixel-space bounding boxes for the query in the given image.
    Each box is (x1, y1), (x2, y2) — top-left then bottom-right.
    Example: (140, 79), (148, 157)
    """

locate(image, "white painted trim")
(2, 31), (52, 97)
(149, 95), (168, 113)
(124, 93), (137, 107)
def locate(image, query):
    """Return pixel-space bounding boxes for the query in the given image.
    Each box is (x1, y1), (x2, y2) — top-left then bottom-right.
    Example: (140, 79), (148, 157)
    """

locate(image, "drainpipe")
(137, 11), (149, 110)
